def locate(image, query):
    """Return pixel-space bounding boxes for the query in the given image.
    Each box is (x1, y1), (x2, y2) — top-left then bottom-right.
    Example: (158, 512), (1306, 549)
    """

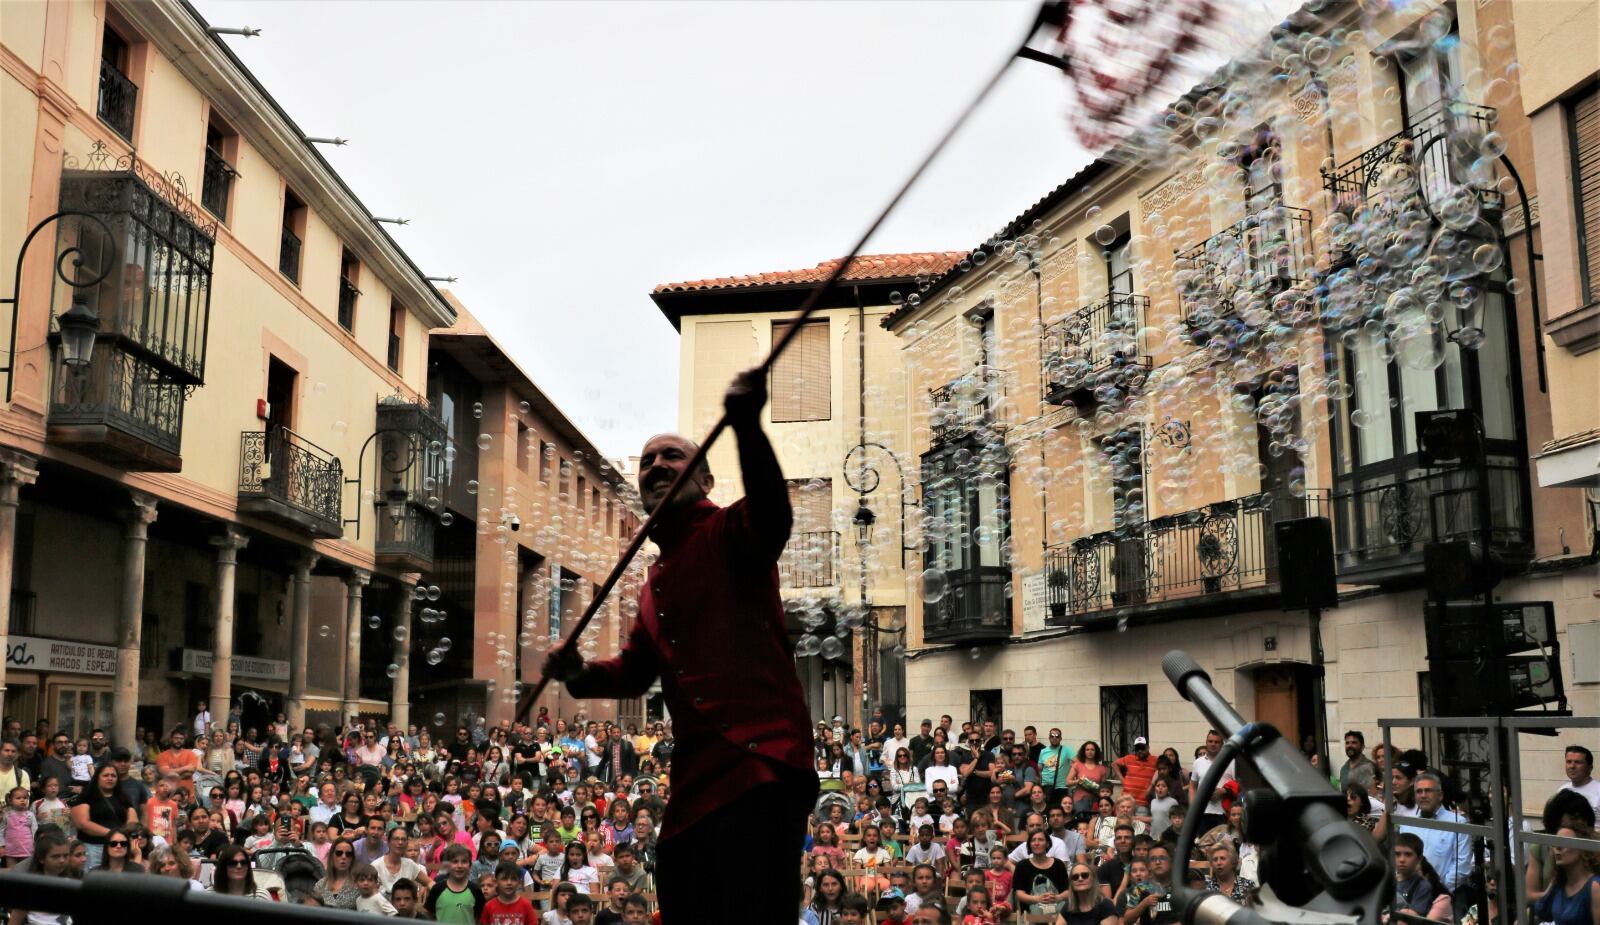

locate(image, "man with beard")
(543, 369), (816, 924)
(1338, 730), (1376, 792)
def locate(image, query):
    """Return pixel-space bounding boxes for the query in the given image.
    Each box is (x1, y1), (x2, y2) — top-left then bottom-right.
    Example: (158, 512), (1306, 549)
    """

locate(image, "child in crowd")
(243, 814), (276, 854)
(390, 877), (425, 919)
(879, 891), (909, 925)
(424, 843), (486, 924)
(962, 886), (998, 924)
(2, 786), (37, 867)
(68, 738), (94, 788)
(471, 832), (504, 882)
(32, 777), (70, 837)
(838, 892), (872, 925)
(480, 860), (538, 925)
(543, 882), (578, 925)
(983, 845), (1014, 918)
(564, 893), (594, 925)
(353, 863), (398, 915)
(618, 894), (649, 925)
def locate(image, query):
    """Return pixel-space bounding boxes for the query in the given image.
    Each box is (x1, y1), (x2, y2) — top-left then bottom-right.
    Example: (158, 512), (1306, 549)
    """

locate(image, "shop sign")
(178, 649), (290, 682)
(4, 636), (117, 676)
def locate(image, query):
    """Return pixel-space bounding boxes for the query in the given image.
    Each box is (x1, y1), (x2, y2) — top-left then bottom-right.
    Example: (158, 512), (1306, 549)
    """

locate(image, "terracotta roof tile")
(653, 252), (967, 294)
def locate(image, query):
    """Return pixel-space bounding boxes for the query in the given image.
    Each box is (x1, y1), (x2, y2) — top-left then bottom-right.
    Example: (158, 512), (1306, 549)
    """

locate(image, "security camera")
(502, 513), (522, 532)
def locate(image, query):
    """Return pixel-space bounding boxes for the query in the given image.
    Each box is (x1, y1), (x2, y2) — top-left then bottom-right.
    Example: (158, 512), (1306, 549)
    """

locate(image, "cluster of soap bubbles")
(879, 2), (1522, 651)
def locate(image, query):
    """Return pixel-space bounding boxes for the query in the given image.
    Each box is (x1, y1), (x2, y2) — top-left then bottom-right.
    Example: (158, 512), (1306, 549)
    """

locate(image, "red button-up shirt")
(567, 496), (813, 840)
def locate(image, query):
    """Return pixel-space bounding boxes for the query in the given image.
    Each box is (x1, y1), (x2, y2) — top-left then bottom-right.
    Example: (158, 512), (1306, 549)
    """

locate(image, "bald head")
(639, 434), (713, 513)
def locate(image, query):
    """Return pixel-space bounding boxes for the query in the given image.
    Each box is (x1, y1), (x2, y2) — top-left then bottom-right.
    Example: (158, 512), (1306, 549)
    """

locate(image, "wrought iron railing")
(9, 590), (36, 636)
(97, 58), (137, 141)
(57, 158), (216, 386)
(279, 226), (302, 283)
(1177, 207), (1313, 328)
(1046, 489), (1327, 621)
(238, 428), (343, 531)
(49, 345), (185, 457)
(376, 502), (435, 566)
(338, 277), (359, 331)
(200, 147), (236, 220)
(1322, 101), (1503, 263)
(922, 566), (1012, 642)
(1329, 461), (1531, 568)
(1042, 293), (1150, 402)
(779, 531), (839, 589)
(929, 368), (1004, 447)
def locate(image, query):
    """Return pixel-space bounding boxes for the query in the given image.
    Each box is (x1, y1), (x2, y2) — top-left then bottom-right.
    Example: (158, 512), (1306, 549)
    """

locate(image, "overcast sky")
(195, 1), (1289, 459)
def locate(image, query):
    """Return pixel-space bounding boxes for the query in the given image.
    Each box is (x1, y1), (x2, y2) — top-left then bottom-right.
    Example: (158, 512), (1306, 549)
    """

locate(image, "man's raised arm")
(725, 367), (792, 556)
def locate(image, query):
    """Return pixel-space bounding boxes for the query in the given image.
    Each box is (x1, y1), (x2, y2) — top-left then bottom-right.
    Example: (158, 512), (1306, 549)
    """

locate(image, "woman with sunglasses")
(314, 836), (362, 908)
(97, 827), (145, 874)
(1057, 861), (1118, 925)
(212, 844), (272, 899)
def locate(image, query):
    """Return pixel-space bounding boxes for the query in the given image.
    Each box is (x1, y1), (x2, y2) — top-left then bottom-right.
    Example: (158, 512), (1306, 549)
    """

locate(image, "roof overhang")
(650, 275), (935, 331)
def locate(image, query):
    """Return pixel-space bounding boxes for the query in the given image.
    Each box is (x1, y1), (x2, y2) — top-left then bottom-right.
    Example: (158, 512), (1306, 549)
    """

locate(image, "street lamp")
(381, 480), (410, 527)
(852, 498), (876, 548)
(56, 291), (100, 367)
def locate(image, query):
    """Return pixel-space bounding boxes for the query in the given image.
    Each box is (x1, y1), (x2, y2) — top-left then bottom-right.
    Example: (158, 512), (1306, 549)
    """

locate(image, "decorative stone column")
(0, 451), (40, 722)
(207, 527), (250, 733)
(284, 552), (319, 733)
(113, 491), (158, 748)
(390, 576), (417, 729)
(342, 570), (371, 724)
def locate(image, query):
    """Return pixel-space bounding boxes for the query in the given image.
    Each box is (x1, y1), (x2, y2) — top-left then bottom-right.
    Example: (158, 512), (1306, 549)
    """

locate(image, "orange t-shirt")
(155, 749), (201, 796)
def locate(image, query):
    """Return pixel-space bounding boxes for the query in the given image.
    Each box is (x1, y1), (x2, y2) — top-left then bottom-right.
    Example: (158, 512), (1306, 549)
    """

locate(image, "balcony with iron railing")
(279, 226), (302, 284)
(49, 347), (186, 471)
(922, 565), (1012, 644)
(779, 530), (840, 590)
(1329, 459), (1531, 583)
(1046, 489), (1327, 625)
(1042, 294), (1151, 406)
(1177, 206), (1314, 331)
(97, 58), (137, 141)
(238, 427), (344, 538)
(375, 502), (437, 573)
(1321, 101), (1503, 269)
(200, 147), (236, 220)
(928, 367), (1005, 448)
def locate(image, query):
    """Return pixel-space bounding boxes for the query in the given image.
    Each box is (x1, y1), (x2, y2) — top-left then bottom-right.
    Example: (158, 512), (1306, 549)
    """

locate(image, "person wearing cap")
(542, 368), (816, 924)
(1114, 737), (1160, 810)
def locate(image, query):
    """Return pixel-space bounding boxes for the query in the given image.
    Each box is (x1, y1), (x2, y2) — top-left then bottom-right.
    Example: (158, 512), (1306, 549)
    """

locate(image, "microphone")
(1163, 650), (1390, 923)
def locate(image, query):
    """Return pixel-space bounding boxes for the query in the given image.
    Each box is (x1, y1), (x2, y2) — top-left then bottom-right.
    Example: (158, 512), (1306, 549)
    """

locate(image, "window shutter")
(1574, 87), (1600, 303)
(771, 320), (831, 422)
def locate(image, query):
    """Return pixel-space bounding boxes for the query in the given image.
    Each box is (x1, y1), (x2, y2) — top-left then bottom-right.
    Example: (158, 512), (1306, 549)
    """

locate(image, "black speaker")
(1276, 517), (1338, 611)
(1424, 540), (1503, 601)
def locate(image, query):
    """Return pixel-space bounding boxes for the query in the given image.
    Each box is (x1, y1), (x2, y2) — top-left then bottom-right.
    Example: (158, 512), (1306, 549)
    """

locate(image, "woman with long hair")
(1394, 832), (1453, 922)
(314, 836), (361, 908)
(68, 763), (136, 869)
(212, 844), (272, 899)
(480, 746), (509, 789)
(924, 745), (960, 799)
(329, 791), (366, 835)
(887, 746), (923, 806)
(1066, 741), (1109, 815)
(1530, 821), (1600, 925)
(97, 826), (144, 874)
(1056, 860), (1119, 925)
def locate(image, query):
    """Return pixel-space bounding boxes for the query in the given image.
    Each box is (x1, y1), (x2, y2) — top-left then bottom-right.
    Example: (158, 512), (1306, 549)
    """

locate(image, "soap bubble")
(920, 569), (948, 603)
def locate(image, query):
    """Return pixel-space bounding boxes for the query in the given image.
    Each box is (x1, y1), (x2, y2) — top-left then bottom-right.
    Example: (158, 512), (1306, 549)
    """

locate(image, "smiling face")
(638, 434), (712, 513)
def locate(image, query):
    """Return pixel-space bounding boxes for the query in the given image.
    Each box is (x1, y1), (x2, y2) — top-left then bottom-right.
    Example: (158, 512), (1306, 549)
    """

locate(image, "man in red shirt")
(1114, 736), (1159, 808)
(544, 369), (817, 924)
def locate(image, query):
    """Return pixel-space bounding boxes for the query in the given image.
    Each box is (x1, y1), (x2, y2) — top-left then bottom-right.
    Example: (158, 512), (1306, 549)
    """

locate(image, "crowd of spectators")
(0, 705), (1595, 925)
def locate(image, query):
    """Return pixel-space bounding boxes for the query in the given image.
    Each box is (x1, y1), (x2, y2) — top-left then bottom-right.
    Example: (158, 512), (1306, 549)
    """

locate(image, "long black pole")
(515, 17), (1055, 724)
